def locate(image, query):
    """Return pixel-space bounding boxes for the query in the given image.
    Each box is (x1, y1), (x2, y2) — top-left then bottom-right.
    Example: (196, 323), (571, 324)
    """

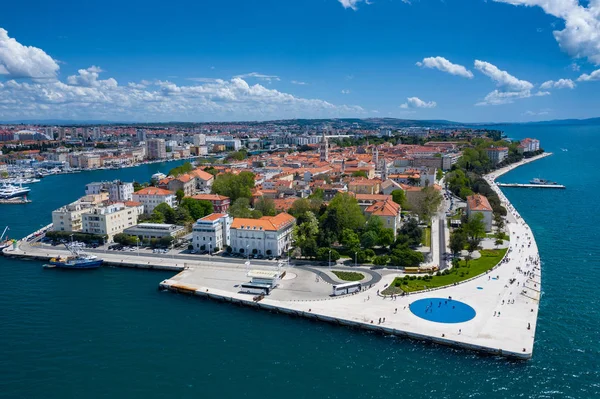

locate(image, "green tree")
(464, 213), (486, 254)
(378, 228), (395, 247)
(351, 170), (368, 178)
(416, 186), (442, 221)
(389, 248), (424, 267)
(228, 198), (254, 218)
(152, 203), (175, 224)
(212, 171), (255, 201)
(168, 162), (193, 177)
(449, 229), (467, 257)
(179, 198), (214, 220)
(399, 218), (423, 248)
(360, 230), (378, 249)
(373, 255), (389, 266)
(391, 189), (409, 209)
(321, 193), (365, 232)
(174, 206), (192, 224)
(366, 215), (384, 234)
(340, 229), (361, 252)
(292, 211), (319, 257)
(175, 189), (185, 204)
(316, 248), (340, 263)
(436, 169), (443, 181)
(226, 149), (248, 161)
(254, 196), (276, 217)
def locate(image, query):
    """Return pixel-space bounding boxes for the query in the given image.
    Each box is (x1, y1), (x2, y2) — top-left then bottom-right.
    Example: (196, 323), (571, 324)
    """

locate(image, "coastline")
(487, 152), (552, 182)
(4, 153), (550, 360)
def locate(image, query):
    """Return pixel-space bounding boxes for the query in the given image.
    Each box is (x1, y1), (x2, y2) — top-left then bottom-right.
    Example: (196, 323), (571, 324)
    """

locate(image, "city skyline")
(1, 0), (599, 123)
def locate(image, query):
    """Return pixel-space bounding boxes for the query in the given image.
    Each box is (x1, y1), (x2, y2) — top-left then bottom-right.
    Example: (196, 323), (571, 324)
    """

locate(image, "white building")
(85, 180), (134, 202)
(82, 202), (142, 240)
(193, 134), (206, 146)
(52, 193), (108, 232)
(124, 223), (185, 240)
(132, 187), (176, 215)
(466, 194), (493, 232)
(192, 213), (232, 253)
(486, 147), (509, 165)
(230, 213), (296, 256)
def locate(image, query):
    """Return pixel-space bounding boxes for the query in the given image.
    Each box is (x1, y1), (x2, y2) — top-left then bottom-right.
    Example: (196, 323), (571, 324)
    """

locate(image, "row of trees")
(113, 233), (174, 248)
(211, 171), (255, 202)
(141, 199), (213, 225)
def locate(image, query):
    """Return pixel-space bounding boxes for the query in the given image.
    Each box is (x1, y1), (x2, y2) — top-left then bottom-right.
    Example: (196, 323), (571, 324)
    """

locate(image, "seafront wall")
(159, 279), (531, 360)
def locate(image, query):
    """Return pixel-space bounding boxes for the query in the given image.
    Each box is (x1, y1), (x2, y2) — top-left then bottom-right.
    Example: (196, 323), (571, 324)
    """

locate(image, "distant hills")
(1, 116), (599, 127)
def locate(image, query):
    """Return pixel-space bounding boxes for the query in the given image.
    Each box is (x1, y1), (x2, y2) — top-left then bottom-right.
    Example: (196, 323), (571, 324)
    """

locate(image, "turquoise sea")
(1, 127), (599, 399)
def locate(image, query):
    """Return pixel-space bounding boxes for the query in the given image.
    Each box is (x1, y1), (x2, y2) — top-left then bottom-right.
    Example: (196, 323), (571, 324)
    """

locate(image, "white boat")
(0, 183), (31, 199)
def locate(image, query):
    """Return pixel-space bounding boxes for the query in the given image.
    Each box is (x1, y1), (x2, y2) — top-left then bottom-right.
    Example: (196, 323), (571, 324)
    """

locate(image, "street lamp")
(328, 249), (331, 269)
(355, 251), (357, 267)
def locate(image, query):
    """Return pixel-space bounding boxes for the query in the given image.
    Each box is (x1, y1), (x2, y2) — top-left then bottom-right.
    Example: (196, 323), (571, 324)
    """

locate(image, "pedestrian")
(395, 308), (397, 314)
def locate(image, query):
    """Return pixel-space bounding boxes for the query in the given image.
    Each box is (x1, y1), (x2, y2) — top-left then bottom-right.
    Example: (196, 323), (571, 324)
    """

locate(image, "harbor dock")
(497, 183), (565, 189)
(0, 197), (31, 204)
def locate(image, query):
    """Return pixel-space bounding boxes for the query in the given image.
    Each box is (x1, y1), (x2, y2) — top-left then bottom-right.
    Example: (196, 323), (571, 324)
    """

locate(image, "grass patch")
(332, 270), (365, 282)
(421, 227), (431, 247)
(388, 248), (508, 293)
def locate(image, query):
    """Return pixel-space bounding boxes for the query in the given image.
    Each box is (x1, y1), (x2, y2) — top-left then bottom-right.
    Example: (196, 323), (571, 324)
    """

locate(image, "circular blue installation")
(409, 298), (476, 323)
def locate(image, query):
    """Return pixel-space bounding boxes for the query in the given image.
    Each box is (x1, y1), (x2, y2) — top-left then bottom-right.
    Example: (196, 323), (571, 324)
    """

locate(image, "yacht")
(530, 178), (558, 185)
(0, 183), (31, 199)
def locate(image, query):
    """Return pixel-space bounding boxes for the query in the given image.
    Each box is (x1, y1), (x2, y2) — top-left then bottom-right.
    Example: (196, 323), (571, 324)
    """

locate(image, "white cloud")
(187, 77), (222, 83)
(577, 68), (600, 81)
(400, 97), (437, 109)
(291, 80), (308, 85)
(493, 0), (600, 65)
(338, 0), (365, 10)
(66, 66), (117, 88)
(524, 110), (550, 116)
(570, 62), (580, 71)
(416, 56), (474, 78)
(0, 28), (59, 79)
(0, 29), (365, 122)
(341, 89), (351, 94)
(474, 60), (534, 91)
(539, 78), (576, 89)
(234, 72), (280, 82)
(473, 60), (546, 105)
(0, 74), (365, 121)
(476, 89), (549, 106)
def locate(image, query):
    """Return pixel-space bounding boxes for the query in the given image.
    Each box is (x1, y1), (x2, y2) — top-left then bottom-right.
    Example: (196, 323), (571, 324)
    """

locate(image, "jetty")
(497, 183), (565, 189)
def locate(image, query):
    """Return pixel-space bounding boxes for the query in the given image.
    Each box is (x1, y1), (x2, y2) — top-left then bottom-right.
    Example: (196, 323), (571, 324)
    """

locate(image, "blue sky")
(0, 0), (599, 123)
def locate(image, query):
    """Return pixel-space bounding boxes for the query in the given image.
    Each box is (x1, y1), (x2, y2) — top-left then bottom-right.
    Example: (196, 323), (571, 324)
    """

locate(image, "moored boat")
(48, 246), (103, 269)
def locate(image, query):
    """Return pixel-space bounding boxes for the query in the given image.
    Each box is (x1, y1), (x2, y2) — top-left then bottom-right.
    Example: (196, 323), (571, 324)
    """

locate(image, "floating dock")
(497, 183), (565, 189)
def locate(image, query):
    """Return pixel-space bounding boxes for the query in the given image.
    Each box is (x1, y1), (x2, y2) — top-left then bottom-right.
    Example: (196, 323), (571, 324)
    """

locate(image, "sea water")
(0, 128), (599, 398)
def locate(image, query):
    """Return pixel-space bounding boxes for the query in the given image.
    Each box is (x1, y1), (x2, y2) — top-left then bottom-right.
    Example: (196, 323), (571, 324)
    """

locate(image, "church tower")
(320, 131), (329, 162)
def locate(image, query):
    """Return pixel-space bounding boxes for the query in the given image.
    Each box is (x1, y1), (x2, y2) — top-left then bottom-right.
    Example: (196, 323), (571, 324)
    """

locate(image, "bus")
(332, 282), (362, 296)
(241, 283), (272, 295)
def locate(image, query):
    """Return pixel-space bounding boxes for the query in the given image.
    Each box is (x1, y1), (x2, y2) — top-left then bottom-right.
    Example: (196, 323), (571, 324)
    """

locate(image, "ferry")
(0, 183), (31, 199)
(47, 246), (103, 269)
(530, 178), (558, 185)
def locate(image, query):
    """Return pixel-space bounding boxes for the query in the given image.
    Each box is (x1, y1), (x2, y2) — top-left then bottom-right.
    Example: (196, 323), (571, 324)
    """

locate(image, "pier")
(497, 183), (565, 189)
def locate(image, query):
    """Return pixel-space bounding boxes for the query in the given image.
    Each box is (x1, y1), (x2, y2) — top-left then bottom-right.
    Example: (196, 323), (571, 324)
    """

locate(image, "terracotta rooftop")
(467, 194), (493, 212)
(134, 187), (174, 196)
(231, 212), (296, 231)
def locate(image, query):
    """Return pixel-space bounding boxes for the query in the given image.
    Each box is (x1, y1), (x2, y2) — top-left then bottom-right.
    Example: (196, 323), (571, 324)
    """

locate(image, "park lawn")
(421, 227), (431, 247)
(332, 270), (365, 282)
(388, 248), (508, 293)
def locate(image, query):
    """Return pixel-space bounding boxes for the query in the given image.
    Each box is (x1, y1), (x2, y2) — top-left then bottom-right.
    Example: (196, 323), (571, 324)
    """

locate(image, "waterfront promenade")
(3, 153), (548, 359)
